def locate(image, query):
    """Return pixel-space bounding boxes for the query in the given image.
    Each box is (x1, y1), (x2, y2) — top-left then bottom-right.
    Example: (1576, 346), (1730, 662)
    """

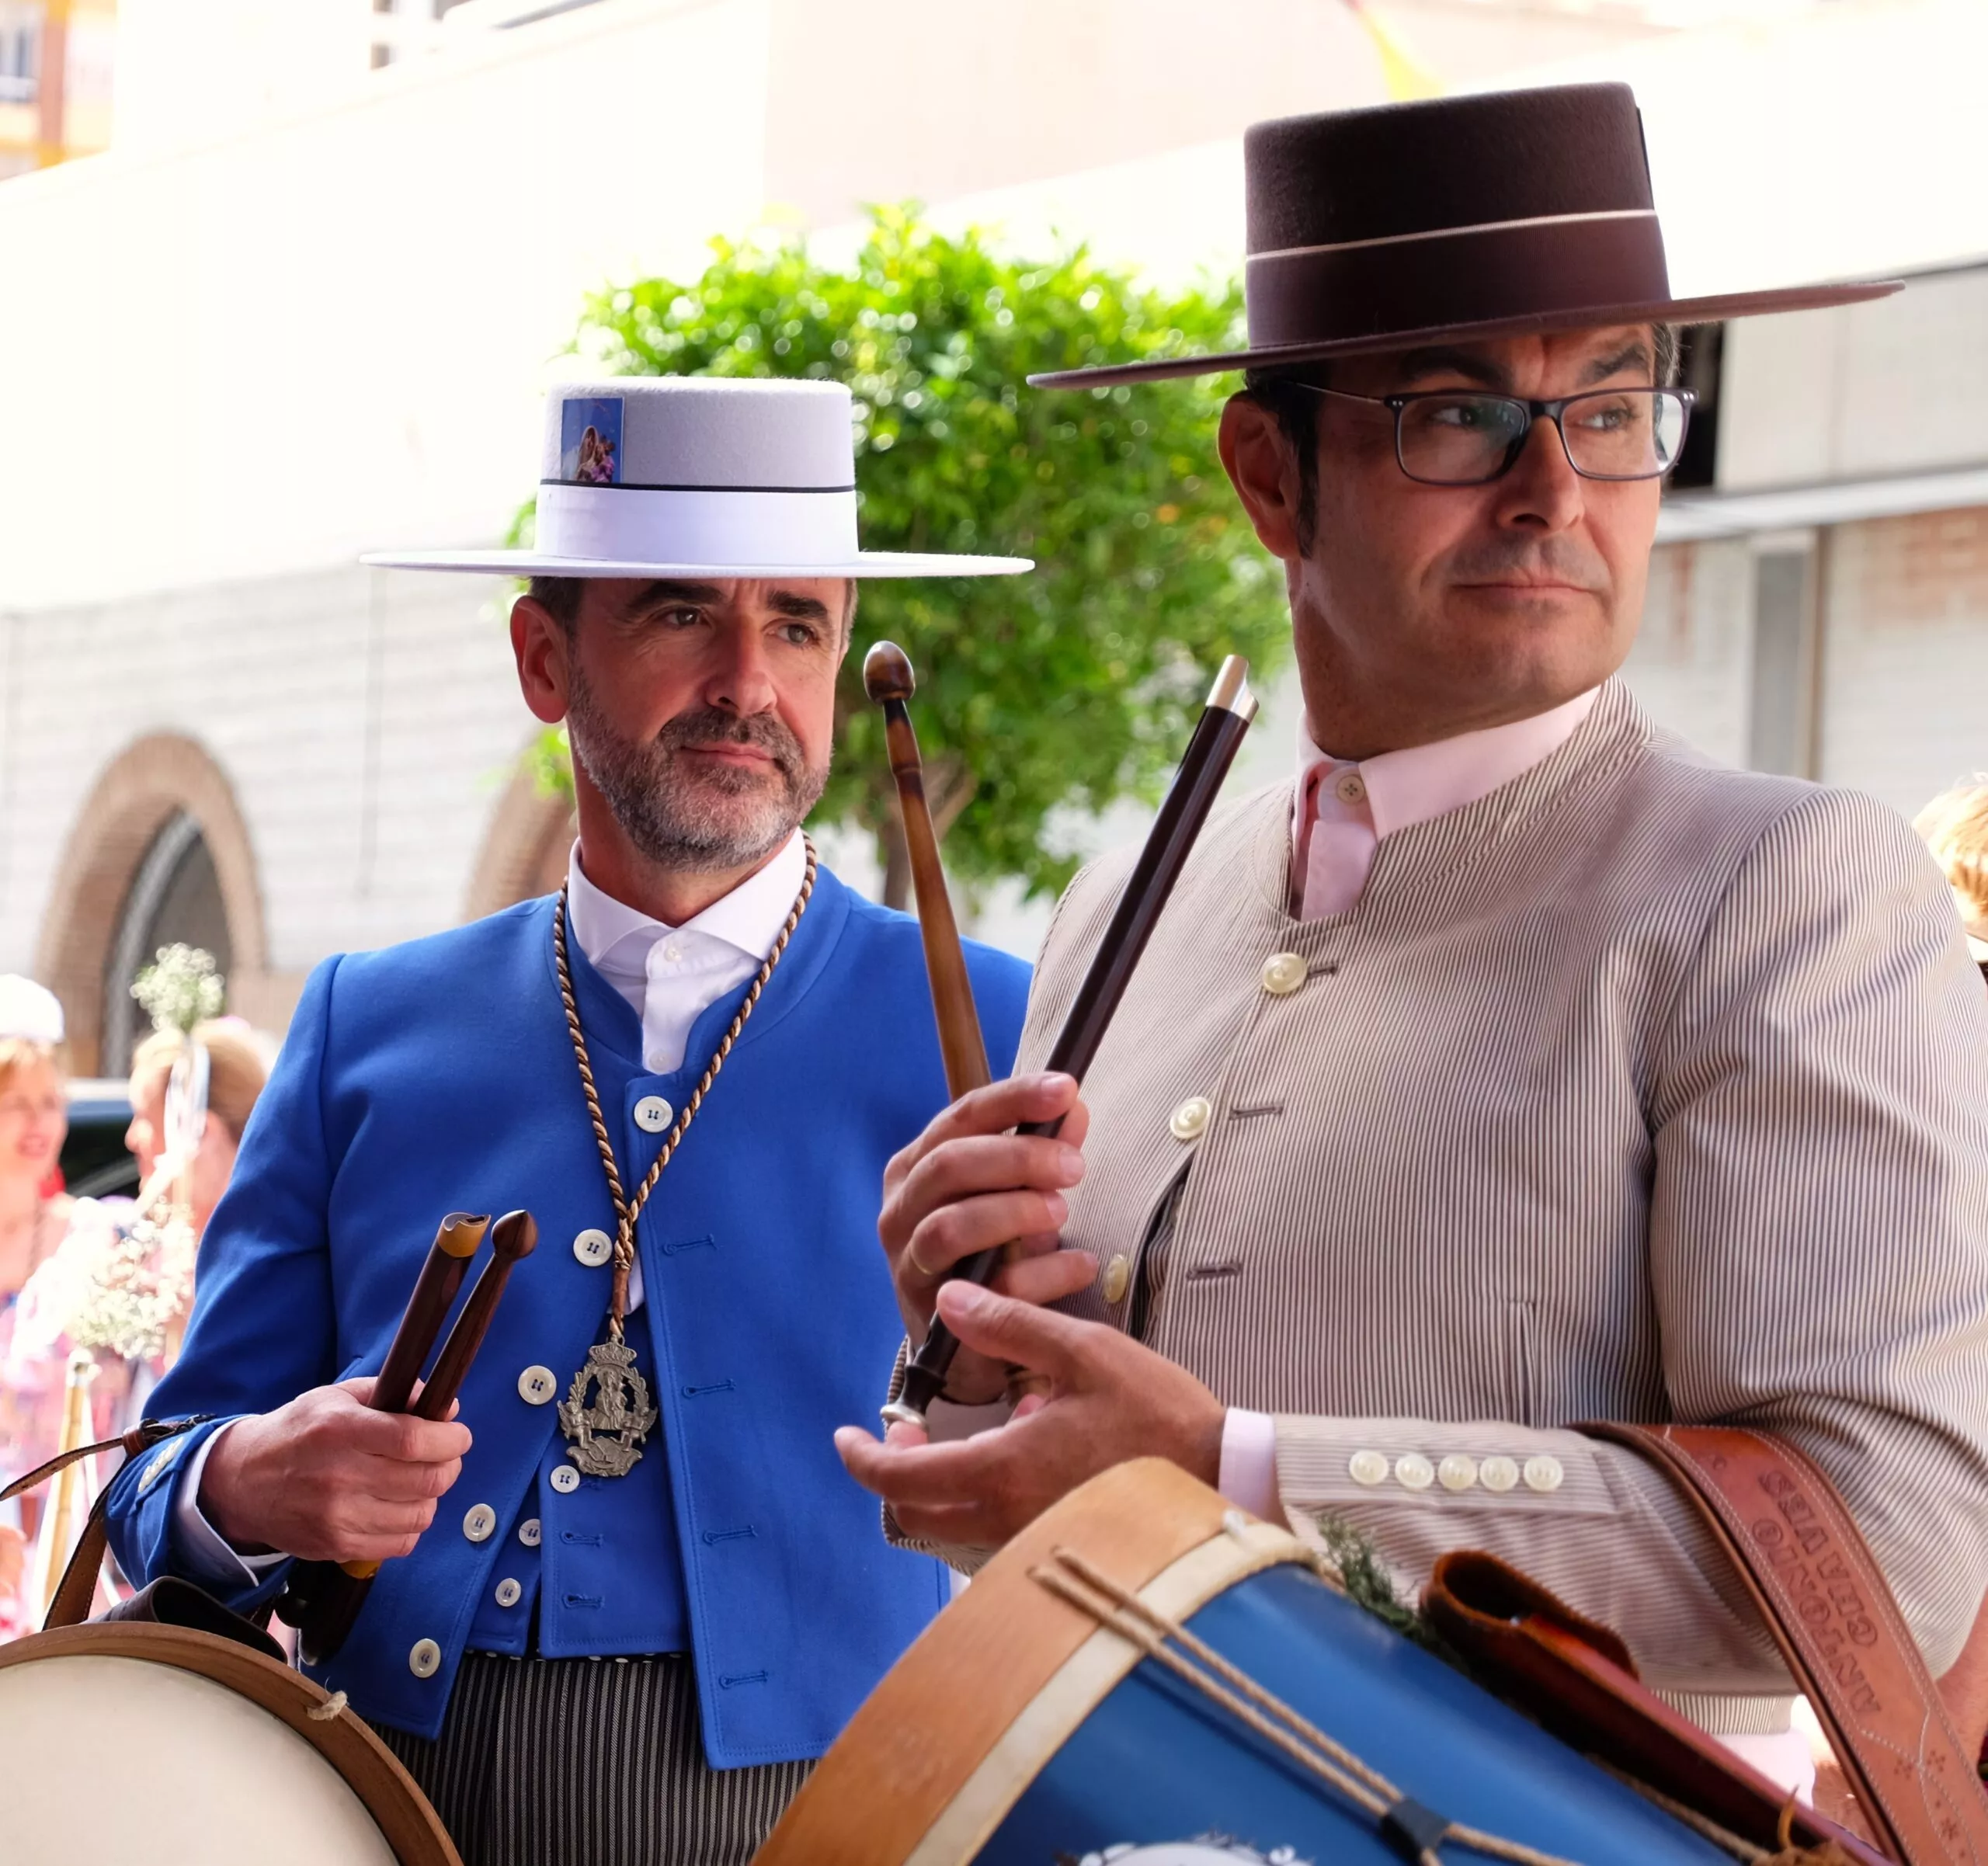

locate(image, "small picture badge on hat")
(560, 395), (624, 486)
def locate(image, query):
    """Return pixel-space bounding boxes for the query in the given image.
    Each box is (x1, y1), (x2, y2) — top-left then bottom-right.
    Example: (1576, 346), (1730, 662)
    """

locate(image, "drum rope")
(1587, 1759), (1778, 1864)
(1033, 1548), (1587, 1866)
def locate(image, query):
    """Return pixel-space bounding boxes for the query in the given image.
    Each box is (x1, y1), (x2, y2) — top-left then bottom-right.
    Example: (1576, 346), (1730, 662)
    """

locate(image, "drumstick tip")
(490, 1210), (538, 1260)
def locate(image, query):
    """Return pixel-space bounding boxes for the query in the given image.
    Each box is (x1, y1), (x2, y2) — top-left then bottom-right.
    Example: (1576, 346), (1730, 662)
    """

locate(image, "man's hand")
(879, 1073), (1099, 1404)
(199, 1378), (471, 1565)
(836, 1279), (1226, 1548)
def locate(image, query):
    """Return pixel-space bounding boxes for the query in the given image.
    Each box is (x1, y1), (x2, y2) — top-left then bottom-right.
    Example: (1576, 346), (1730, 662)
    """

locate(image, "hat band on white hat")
(537, 482), (861, 567)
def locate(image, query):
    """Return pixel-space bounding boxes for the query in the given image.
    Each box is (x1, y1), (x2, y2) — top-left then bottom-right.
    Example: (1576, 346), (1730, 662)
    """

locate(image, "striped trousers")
(378, 1653), (812, 1866)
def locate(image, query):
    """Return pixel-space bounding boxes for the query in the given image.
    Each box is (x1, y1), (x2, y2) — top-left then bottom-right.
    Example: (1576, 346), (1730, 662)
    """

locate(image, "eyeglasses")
(1287, 382), (1695, 486)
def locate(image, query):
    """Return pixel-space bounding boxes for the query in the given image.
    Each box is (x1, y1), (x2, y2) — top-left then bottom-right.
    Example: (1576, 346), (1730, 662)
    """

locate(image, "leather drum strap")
(0, 1417), (211, 1631)
(1583, 1422), (1988, 1866)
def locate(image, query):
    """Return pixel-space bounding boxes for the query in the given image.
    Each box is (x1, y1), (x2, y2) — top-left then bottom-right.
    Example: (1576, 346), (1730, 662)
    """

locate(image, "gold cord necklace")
(551, 837), (817, 1476)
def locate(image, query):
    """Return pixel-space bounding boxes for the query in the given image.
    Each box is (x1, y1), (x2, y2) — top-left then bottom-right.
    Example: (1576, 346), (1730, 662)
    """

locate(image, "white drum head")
(0, 1627), (456, 1865)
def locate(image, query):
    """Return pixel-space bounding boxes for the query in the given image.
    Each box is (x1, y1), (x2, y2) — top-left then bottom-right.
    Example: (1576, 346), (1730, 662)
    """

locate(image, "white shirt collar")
(565, 831), (809, 982)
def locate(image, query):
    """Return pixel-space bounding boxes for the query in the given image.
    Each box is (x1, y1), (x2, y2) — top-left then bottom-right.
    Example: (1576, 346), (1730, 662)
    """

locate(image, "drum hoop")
(756, 1458), (1316, 1866)
(0, 1621), (462, 1866)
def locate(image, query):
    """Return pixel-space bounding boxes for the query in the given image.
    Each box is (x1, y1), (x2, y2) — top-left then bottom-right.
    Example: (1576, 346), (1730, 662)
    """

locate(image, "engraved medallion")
(558, 1339), (659, 1478)
(548, 847), (813, 1482)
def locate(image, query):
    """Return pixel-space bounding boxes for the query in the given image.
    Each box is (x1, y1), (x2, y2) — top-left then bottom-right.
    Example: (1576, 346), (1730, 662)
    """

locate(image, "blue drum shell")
(982, 1562), (1730, 1865)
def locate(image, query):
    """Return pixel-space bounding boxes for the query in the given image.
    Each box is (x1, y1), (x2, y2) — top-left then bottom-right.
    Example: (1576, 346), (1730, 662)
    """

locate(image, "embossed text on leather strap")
(1581, 1422), (1988, 1866)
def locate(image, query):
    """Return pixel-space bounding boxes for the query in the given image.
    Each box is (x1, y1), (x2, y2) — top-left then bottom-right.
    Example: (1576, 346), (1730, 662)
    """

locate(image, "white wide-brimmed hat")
(0, 975), (64, 1044)
(363, 377), (1030, 580)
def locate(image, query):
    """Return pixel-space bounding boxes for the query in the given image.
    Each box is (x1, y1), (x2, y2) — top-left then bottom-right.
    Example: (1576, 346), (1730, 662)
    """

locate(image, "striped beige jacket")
(1018, 678), (1988, 1732)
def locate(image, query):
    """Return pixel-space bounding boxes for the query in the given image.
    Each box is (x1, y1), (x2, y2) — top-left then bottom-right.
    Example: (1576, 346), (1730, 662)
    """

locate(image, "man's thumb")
(933, 1280), (1075, 1374)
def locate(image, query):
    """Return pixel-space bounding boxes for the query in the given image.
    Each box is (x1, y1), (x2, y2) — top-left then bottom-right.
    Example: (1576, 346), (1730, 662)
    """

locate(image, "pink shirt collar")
(1291, 687), (1600, 916)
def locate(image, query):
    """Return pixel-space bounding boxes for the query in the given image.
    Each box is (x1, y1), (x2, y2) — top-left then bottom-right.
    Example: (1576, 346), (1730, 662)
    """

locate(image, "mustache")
(1444, 539), (1607, 589)
(655, 706), (805, 777)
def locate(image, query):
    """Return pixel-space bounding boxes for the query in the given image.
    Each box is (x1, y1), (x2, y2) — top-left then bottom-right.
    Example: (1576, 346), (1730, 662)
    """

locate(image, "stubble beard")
(565, 662), (829, 873)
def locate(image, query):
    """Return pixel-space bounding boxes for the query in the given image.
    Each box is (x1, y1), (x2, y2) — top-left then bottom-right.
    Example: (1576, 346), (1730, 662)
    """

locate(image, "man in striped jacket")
(838, 83), (1988, 1795)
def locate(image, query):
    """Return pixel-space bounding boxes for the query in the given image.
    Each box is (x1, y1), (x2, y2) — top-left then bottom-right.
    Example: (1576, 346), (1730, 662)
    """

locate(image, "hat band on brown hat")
(1246, 209), (1670, 349)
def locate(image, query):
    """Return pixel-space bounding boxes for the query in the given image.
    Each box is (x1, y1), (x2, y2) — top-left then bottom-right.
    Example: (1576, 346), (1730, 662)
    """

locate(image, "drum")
(0, 1621), (460, 1864)
(757, 1459), (1733, 1866)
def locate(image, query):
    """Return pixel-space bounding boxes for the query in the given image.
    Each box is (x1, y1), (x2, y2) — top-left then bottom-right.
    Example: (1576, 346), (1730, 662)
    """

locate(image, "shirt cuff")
(170, 1422), (290, 1585)
(1218, 1406), (1282, 1521)
(923, 1396), (1010, 1444)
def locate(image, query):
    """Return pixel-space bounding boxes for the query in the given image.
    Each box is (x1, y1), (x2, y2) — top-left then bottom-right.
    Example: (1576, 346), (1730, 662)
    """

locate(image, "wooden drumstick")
(291, 1211), (537, 1666)
(276, 1212), (485, 1638)
(373, 1211), (489, 1414)
(410, 1211), (538, 1422)
(864, 641), (992, 1100)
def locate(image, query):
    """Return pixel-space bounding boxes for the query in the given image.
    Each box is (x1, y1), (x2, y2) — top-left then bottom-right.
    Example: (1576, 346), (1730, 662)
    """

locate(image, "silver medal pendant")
(558, 1339), (660, 1478)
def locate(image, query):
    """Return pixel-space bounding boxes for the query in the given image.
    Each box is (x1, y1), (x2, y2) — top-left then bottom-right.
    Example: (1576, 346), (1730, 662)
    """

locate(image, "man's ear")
(1218, 393), (1308, 565)
(511, 594), (572, 725)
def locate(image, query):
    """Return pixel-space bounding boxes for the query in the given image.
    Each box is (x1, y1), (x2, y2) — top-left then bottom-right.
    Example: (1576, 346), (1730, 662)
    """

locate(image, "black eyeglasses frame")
(1282, 381), (1698, 487)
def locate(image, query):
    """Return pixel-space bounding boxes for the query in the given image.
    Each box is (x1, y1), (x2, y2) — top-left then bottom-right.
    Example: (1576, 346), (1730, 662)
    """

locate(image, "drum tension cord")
(1030, 1546), (1588, 1866)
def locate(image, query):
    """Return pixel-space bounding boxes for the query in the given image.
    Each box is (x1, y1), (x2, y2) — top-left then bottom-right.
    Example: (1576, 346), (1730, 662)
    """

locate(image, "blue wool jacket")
(104, 867), (1029, 1763)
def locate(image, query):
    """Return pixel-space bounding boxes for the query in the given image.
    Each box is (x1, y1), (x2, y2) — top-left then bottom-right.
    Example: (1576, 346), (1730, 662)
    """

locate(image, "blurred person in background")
(1917, 781), (1988, 985)
(3, 996), (266, 1632)
(0, 976), (117, 1636)
(124, 1019), (269, 1242)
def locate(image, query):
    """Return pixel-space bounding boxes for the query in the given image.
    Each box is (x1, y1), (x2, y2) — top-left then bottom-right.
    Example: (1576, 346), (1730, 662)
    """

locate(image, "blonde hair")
(1916, 782), (1988, 939)
(130, 1021), (268, 1145)
(0, 1037), (63, 1100)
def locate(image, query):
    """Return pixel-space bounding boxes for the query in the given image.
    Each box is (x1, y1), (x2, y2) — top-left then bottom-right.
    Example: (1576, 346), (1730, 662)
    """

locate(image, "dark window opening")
(1670, 322), (1723, 491)
(99, 813), (235, 1075)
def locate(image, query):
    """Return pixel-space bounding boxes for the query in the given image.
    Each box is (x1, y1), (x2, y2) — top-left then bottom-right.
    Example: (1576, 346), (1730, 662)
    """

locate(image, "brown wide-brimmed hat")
(1031, 82), (1898, 389)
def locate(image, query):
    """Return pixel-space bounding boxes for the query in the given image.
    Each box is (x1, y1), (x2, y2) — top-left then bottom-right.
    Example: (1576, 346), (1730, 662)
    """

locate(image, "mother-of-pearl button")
(408, 1638), (441, 1678)
(1334, 770), (1368, 805)
(550, 1463), (582, 1495)
(573, 1228), (614, 1268)
(1480, 1455), (1520, 1492)
(634, 1095), (674, 1133)
(1437, 1454), (1479, 1492)
(1169, 1096), (1212, 1141)
(518, 1365), (558, 1405)
(1348, 1450), (1388, 1487)
(1260, 951), (1308, 996)
(518, 1517), (542, 1548)
(1100, 1253), (1131, 1305)
(1394, 1452), (1435, 1491)
(494, 1579), (523, 1608)
(1524, 1454), (1565, 1493)
(462, 1503), (496, 1542)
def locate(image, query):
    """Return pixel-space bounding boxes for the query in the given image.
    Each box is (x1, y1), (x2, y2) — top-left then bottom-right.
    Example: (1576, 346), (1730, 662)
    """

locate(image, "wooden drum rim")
(754, 1457), (1318, 1866)
(0, 1621), (462, 1866)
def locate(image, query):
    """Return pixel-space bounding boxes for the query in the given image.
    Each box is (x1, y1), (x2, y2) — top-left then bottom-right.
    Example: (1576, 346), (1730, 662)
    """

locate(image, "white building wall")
(1621, 538), (1755, 770)
(1719, 269), (1988, 492)
(0, 0), (773, 613)
(0, 566), (531, 978)
(1816, 509), (1988, 815)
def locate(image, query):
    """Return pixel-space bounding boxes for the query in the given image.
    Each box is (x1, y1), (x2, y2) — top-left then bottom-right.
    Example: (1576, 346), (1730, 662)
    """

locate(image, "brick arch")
(35, 734), (269, 1075)
(464, 756), (575, 923)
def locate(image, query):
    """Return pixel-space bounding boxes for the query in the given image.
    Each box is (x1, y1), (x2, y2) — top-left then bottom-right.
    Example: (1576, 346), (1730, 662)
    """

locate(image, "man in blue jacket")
(104, 377), (1033, 1865)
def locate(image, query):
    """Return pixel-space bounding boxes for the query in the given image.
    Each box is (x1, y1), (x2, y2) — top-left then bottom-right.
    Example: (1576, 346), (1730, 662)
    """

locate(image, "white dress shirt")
(173, 832), (810, 1583)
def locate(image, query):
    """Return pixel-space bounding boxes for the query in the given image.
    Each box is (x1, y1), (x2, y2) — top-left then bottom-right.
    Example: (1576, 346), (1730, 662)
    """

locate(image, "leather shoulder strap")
(1582, 1422), (1988, 1866)
(2, 1416), (213, 1632)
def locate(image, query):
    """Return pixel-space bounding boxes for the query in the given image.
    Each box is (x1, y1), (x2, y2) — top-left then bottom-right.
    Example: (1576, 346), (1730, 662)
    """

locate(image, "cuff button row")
(1347, 1450), (1564, 1494)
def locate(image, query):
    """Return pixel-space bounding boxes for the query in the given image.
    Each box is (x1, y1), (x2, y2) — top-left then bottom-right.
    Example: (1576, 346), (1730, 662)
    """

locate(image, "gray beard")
(565, 666), (829, 873)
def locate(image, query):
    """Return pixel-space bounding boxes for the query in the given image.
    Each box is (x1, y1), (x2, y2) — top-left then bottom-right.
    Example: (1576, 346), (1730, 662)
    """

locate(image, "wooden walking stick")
(881, 653), (1259, 1429)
